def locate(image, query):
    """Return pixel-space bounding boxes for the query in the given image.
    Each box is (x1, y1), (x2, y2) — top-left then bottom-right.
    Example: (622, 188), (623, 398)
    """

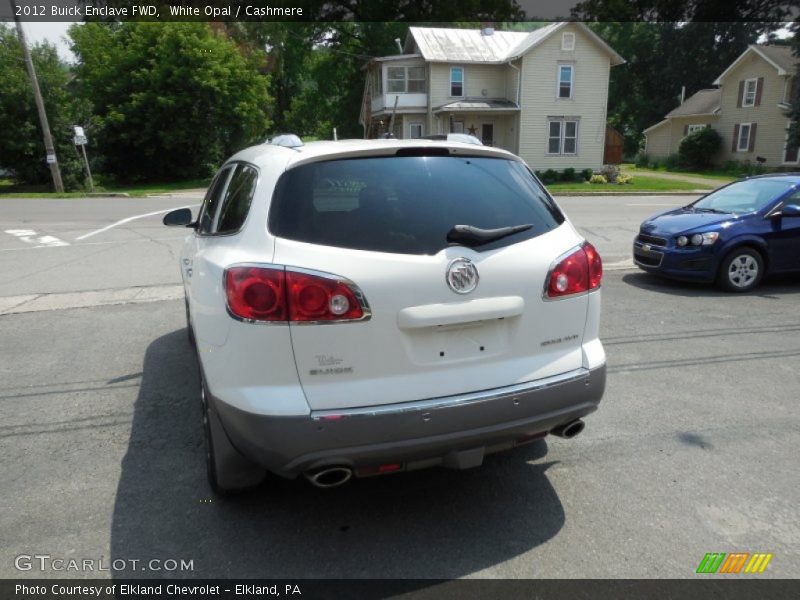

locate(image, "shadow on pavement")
(622, 271), (800, 298)
(110, 329), (564, 579)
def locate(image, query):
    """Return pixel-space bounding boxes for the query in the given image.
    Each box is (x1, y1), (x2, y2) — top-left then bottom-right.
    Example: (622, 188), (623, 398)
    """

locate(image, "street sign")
(73, 126), (87, 145)
(46, 153), (56, 164)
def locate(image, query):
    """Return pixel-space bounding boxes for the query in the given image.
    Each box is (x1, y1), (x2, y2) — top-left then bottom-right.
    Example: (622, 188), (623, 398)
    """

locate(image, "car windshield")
(692, 179), (794, 215)
(268, 155), (564, 255)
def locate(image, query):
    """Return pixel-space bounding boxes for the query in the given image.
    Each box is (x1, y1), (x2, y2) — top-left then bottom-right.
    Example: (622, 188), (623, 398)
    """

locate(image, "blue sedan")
(633, 174), (800, 292)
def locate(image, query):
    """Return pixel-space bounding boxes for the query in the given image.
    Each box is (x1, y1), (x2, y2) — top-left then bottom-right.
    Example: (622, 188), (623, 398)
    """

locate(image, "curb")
(87, 192), (130, 198)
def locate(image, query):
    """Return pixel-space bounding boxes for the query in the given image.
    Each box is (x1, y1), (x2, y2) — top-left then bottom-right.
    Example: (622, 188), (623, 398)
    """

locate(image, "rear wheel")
(717, 247), (763, 293)
(200, 371), (266, 495)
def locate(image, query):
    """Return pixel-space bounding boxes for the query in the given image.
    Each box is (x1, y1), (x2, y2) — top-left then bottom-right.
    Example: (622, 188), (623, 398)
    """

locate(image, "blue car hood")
(641, 207), (737, 236)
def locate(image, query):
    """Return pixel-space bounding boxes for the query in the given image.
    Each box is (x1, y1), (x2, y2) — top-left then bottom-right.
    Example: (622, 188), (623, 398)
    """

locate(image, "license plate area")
(401, 319), (512, 365)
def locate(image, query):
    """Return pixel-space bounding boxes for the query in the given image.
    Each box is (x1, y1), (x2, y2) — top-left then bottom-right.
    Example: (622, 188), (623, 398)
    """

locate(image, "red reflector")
(546, 242), (603, 298)
(356, 463), (403, 477)
(225, 266), (287, 321)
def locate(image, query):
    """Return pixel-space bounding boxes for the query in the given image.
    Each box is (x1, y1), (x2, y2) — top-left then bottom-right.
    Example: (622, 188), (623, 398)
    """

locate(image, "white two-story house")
(359, 23), (625, 171)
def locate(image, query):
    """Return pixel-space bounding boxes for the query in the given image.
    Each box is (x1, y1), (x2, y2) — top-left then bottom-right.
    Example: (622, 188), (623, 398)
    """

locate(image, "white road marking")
(0, 284), (184, 315)
(74, 205), (199, 241)
(5, 229), (69, 247)
(604, 258), (636, 271)
(0, 236), (188, 253)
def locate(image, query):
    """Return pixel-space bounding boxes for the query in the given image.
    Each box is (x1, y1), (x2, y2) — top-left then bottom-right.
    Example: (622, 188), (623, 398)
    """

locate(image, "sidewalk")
(628, 169), (731, 188)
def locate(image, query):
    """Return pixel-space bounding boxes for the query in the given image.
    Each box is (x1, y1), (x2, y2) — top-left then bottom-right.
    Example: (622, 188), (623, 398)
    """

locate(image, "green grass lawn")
(547, 174), (715, 194)
(0, 178), (210, 198)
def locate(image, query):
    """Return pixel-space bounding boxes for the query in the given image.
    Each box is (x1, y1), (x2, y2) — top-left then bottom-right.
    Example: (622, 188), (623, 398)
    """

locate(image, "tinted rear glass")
(268, 156), (564, 255)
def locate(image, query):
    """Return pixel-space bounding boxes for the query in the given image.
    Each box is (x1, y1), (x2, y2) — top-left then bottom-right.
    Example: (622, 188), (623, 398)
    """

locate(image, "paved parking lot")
(1, 194), (798, 579)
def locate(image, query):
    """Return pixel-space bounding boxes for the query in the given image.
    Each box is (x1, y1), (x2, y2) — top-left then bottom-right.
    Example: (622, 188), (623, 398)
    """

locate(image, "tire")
(200, 371), (266, 495)
(185, 296), (195, 346)
(717, 247), (764, 293)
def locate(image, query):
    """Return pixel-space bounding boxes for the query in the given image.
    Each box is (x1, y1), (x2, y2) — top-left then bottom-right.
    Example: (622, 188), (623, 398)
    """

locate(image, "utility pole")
(13, 2), (64, 192)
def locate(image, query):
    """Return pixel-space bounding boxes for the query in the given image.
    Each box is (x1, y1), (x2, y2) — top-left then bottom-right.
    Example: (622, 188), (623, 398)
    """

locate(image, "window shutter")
(748, 123), (757, 152)
(737, 80), (744, 108)
(732, 124), (740, 152)
(683, 125), (689, 135)
(755, 77), (764, 106)
(786, 144), (799, 163)
(790, 76), (798, 104)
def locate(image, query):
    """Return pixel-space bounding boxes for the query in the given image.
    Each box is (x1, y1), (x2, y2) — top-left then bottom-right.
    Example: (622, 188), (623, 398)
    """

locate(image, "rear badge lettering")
(309, 367), (353, 376)
(541, 334), (579, 347)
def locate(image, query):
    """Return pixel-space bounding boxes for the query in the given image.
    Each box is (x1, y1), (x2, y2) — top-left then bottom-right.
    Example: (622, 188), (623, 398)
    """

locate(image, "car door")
(765, 190), (800, 273)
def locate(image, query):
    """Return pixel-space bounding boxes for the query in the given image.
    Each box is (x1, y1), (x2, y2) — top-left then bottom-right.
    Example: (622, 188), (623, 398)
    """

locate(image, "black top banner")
(2, 0), (798, 22)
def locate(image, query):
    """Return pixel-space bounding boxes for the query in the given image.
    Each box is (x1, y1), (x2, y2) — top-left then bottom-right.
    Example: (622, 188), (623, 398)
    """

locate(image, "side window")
(198, 167), (232, 234)
(216, 164), (259, 234)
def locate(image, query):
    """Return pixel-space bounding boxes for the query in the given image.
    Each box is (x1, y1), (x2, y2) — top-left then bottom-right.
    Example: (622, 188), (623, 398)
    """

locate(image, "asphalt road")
(1, 194), (798, 580)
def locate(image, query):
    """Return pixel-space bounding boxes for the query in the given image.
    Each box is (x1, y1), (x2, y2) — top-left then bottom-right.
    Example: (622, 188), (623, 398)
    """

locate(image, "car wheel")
(200, 371), (266, 495)
(185, 296), (195, 346)
(717, 248), (763, 293)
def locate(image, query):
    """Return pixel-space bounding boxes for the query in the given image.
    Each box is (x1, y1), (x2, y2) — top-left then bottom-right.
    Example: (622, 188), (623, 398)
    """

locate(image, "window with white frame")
(451, 120), (465, 133)
(742, 78), (757, 107)
(738, 123), (752, 151)
(409, 122), (424, 139)
(547, 118), (578, 155)
(561, 32), (575, 51)
(450, 67), (464, 97)
(558, 65), (574, 99)
(386, 66), (425, 94)
(687, 124), (705, 135)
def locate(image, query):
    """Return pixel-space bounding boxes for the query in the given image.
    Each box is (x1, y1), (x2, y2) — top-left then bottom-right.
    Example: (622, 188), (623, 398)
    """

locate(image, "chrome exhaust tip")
(304, 466), (353, 488)
(551, 419), (585, 439)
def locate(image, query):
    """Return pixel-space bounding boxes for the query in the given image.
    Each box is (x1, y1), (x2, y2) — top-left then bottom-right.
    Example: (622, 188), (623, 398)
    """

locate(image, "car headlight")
(687, 232), (719, 246)
(676, 235), (688, 247)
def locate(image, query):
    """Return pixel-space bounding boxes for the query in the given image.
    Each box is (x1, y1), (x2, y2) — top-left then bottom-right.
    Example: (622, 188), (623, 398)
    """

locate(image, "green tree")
(0, 25), (87, 189)
(69, 22), (272, 182)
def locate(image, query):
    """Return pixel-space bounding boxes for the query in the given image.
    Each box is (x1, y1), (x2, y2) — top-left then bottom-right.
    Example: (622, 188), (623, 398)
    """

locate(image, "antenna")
(395, 38), (403, 53)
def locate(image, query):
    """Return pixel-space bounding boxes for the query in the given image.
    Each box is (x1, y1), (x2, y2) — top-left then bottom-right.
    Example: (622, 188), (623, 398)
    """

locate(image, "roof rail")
(267, 134), (304, 149)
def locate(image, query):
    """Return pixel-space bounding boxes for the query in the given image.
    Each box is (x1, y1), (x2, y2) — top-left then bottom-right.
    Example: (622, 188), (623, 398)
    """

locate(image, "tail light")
(225, 265), (368, 323)
(546, 242), (603, 299)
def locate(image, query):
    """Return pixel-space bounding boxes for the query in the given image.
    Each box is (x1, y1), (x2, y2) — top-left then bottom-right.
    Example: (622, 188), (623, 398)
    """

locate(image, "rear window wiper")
(446, 224), (533, 247)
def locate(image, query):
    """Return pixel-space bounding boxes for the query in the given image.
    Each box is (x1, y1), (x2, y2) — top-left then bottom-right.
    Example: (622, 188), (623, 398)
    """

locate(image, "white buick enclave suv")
(163, 136), (606, 493)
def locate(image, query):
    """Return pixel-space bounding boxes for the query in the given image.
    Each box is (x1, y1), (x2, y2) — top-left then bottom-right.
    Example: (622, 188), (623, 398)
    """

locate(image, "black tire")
(717, 247), (764, 293)
(200, 371), (266, 495)
(185, 296), (195, 346)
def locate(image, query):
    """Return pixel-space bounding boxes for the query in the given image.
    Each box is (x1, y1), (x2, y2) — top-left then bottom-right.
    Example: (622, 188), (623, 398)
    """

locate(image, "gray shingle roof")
(665, 89), (721, 117)
(756, 44), (797, 74)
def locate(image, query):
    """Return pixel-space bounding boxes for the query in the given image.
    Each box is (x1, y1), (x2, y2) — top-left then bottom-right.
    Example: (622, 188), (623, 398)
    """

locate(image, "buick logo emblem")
(446, 258), (479, 294)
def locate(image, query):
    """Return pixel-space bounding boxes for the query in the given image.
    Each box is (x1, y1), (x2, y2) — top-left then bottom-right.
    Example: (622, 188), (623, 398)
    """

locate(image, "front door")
(481, 123), (494, 146)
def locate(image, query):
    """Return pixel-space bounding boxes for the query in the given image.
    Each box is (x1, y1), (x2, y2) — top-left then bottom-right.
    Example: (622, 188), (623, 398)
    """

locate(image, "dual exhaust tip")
(304, 420), (585, 488)
(550, 418), (585, 439)
(305, 466), (353, 488)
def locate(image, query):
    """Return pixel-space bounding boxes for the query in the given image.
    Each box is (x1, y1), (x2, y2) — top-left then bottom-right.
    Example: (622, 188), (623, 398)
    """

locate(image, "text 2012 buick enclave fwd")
(163, 136), (606, 493)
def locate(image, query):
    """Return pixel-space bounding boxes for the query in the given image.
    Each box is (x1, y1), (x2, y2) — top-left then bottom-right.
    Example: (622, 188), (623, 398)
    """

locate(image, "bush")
(581, 168), (593, 182)
(664, 153), (682, 170)
(561, 167), (576, 182)
(634, 151), (649, 168)
(589, 174), (607, 184)
(599, 164), (620, 183)
(678, 127), (721, 170)
(541, 169), (559, 184)
(617, 174), (633, 184)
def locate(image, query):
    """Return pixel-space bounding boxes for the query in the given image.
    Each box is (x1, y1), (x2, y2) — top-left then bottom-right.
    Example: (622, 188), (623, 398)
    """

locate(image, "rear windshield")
(268, 155), (564, 255)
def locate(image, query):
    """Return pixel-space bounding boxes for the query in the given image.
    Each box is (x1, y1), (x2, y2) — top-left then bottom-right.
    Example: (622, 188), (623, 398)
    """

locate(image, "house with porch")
(359, 23), (625, 171)
(644, 44), (798, 167)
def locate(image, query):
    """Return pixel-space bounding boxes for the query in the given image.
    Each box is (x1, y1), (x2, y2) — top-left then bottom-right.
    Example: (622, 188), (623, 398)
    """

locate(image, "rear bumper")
(210, 364), (606, 477)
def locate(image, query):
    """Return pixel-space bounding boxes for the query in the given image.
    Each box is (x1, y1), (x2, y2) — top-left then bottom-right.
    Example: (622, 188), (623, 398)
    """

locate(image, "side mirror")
(778, 203), (800, 218)
(162, 208), (194, 227)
